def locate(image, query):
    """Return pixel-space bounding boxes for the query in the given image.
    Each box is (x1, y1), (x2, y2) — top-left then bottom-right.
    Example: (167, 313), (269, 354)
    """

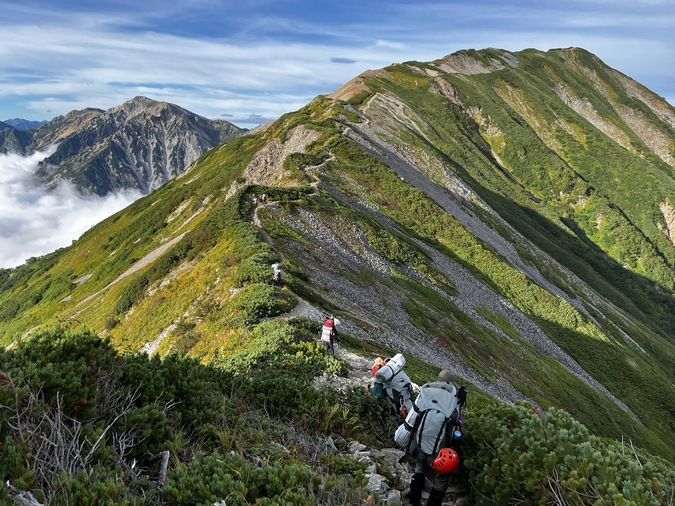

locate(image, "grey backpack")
(376, 362), (412, 401)
(395, 381), (458, 455)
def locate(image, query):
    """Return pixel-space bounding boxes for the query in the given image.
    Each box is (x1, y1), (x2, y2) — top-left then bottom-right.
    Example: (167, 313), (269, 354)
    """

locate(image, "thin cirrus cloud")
(0, 148), (141, 268)
(0, 25), (402, 124)
(0, 0), (672, 125)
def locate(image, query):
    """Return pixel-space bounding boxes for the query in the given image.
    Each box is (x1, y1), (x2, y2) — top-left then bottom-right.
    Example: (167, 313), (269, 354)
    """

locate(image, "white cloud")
(0, 23), (411, 122)
(0, 1), (673, 121)
(0, 149), (140, 268)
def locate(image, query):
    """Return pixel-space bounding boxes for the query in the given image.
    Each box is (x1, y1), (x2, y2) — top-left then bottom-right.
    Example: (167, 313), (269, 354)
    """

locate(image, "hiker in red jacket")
(320, 316), (339, 355)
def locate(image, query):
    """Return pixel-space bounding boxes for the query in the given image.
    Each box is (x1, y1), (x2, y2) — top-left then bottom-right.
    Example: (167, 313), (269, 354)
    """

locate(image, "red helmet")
(431, 448), (460, 474)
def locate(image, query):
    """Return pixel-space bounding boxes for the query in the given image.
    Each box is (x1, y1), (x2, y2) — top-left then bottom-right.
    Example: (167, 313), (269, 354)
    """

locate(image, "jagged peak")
(108, 96), (186, 120)
(43, 107), (105, 127)
(122, 95), (158, 107)
(3, 118), (47, 131)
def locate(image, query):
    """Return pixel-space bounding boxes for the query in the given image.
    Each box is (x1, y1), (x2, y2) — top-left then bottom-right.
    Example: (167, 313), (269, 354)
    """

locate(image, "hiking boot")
(408, 473), (425, 506)
(426, 488), (445, 506)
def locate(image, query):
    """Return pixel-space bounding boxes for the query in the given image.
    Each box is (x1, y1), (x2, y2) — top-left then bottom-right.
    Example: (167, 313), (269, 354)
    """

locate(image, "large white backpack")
(376, 362), (412, 396)
(394, 381), (458, 455)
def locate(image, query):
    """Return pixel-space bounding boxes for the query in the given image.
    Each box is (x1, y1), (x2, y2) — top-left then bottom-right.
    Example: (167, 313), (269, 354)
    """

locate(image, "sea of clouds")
(0, 148), (141, 268)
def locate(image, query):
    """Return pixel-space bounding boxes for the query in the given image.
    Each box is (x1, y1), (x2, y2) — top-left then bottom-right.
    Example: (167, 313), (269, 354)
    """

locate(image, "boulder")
(380, 489), (402, 505)
(348, 441), (368, 453)
(397, 470), (414, 488)
(374, 447), (405, 468)
(366, 473), (389, 494)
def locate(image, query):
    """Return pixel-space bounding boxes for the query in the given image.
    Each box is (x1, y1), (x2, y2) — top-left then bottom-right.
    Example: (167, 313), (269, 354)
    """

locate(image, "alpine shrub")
(463, 402), (675, 505)
(229, 282), (297, 321)
(162, 452), (320, 505)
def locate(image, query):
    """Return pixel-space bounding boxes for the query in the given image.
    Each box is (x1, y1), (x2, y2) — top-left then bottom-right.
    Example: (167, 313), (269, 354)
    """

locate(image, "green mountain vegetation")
(0, 47), (674, 503)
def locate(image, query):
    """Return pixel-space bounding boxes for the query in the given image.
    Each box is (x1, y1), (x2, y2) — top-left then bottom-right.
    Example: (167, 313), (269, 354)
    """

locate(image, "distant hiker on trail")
(374, 353), (414, 416)
(320, 316), (340, 355)
(271, 262), (283, 286)
(394, 370), (466, 506)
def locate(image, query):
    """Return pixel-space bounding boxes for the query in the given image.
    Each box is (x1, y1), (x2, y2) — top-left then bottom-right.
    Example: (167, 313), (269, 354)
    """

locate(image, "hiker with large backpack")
(320, 316), (340, 356)
(374, 353), (414, 417)
(394, 370), (467, 506)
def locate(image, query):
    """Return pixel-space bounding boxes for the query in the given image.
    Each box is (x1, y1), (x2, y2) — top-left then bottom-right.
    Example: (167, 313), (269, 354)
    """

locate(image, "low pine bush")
(463, 402), (675, 505)
(1, 327), (672, 504)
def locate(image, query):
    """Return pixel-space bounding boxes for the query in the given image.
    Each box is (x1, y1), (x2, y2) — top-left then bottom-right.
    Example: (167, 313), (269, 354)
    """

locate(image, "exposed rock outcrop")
(226, 125), (320, 198)
(436, 49), (518, 75)
(660, 201), (675, 245)
(553, 83), (633, 151)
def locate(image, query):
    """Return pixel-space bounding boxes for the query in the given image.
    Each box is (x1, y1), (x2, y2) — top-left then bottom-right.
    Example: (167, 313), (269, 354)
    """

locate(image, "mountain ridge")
(0, 47), (673, 467)
(0, 97), (246, 195)
(2, 118), (47, 131)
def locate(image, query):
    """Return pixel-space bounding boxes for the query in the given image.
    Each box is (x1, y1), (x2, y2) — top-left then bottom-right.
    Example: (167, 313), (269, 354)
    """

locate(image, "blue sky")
(0, 0), (673, 127)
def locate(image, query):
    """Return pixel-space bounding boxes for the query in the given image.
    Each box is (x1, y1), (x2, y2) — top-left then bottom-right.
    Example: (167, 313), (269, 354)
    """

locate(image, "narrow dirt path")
(250, 156), (326, 229)
(260, 298), (324, 323)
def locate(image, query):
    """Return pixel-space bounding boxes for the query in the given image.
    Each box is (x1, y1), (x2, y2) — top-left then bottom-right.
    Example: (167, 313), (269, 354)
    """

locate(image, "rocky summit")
(0, 48), (674, 504)
(0, 96), (245, 195)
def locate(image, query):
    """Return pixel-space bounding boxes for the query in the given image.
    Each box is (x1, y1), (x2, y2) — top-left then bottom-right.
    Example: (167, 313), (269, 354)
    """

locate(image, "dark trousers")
(322, 340), (334, 355)
(414, 450), (450, 492)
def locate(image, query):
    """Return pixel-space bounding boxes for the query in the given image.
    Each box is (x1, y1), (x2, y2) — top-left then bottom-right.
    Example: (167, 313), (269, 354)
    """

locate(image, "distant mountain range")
(0, 97), (246, 195)
(3, 118), (47, 130)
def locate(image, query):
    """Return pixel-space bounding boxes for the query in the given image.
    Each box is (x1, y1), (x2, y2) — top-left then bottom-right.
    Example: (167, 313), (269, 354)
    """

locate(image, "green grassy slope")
(0, 49), (673, 464)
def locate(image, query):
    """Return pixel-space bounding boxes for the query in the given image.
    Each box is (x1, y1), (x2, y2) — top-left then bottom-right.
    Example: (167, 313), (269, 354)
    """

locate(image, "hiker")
(394, 370), (466, 506)
(375, 353), (414, 416)
(370, 357), (387, 399)
(271, 262), (283, 286)
(320, 316), (340, 355)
